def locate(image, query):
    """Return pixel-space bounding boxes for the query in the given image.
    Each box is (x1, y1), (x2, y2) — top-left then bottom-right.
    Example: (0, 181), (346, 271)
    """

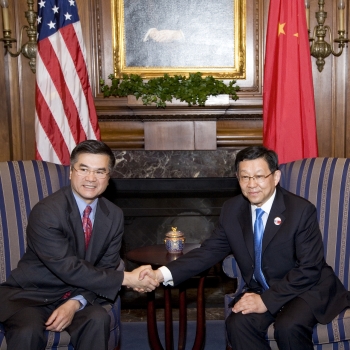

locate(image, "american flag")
(35, 0), (100, 165)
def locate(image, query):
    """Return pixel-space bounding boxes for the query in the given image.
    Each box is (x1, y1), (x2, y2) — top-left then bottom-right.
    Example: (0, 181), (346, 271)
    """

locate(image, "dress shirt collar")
(251, 188), (276, 217)
(72, 191), (98, 225)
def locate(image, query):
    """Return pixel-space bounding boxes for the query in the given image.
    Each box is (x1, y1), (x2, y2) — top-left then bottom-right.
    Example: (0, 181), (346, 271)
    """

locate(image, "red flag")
(263, 0), (318, 164)
(35, 0), (100, 165)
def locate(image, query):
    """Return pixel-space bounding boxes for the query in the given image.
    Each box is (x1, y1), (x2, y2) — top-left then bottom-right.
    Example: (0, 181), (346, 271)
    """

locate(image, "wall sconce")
(0, 0), (37, 73)
(306, 0), (349, 72)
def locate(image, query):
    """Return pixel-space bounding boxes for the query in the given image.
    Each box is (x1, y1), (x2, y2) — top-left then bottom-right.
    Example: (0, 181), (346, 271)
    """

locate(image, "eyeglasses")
(238, 172), (275, 184)
(72, 167), (110, 179)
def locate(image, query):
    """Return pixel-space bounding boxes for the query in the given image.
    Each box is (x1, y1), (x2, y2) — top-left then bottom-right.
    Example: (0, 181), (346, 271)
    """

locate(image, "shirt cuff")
(159, 266), (174, 286)
(70, 295), (87, 311)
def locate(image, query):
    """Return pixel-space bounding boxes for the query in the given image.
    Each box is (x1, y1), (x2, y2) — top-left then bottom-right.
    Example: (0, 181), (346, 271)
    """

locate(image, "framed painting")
(112, 0), (246, 79)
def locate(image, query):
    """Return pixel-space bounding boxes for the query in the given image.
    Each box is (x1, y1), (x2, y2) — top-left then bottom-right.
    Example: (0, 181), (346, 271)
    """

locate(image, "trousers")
(226, 296), (317, 350)
(3, 300), (110, 350)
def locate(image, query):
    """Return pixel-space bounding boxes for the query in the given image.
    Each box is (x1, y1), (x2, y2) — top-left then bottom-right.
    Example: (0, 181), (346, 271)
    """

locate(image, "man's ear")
(274, 170), (281, 185)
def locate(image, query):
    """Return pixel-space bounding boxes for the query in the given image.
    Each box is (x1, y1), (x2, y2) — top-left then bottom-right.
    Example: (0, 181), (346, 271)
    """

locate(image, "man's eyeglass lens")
(73, 167), (109, 179)
(239, 172), (274, 184)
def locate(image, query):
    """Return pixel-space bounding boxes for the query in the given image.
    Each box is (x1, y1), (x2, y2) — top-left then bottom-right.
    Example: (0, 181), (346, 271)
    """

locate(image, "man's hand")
(45, 299), (80, 332)
(232, 293), (267, 314)
(139, 266), (164, 283)
(122, 265), (159, 293)
(134, 267), (165, 292)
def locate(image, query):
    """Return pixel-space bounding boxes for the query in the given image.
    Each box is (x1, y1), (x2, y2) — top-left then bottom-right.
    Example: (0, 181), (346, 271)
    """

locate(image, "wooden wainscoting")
(99, 121), (144, 149)
(217, 120), (263, 148)
(99, 118), (263, 150)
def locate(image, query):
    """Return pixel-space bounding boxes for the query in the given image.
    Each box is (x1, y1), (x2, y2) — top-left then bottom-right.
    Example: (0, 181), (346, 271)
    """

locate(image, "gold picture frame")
(112, 0), (246, 79)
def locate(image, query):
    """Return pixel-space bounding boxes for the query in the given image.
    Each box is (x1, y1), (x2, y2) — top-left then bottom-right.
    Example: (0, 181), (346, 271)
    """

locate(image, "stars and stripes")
(35, 0), (100, 165)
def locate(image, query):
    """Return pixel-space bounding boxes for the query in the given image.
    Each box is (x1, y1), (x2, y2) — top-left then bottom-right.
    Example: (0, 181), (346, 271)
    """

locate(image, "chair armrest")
(116, 259), (125, 271)
(222, 254), (244, 297)
(223, 254), (245, 319)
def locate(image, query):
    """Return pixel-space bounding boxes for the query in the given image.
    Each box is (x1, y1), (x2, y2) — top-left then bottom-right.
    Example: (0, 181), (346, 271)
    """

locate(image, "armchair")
(223, 157), (350, 349)
(0, 160), (122, 350)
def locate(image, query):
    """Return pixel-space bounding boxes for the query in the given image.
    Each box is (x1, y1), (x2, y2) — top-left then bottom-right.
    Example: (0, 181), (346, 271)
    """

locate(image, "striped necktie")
(82, 205), (92, 250)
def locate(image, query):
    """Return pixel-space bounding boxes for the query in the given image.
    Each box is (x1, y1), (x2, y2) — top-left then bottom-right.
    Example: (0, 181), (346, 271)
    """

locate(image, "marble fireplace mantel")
(111, 149), (239, 178)
(106, 149), (241, 255)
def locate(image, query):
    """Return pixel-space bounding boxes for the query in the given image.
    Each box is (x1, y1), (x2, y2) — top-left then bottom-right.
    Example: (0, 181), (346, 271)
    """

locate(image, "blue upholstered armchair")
(0, 161), (122, 350)
(223, 158), (350, 349)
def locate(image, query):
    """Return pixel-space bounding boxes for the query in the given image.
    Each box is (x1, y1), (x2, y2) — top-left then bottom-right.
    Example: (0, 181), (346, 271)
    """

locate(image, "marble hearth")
(103, 150), (240, 269)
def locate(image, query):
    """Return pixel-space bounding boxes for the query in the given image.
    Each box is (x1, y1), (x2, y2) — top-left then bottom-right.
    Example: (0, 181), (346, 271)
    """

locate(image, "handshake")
(122, 265), (165, 293)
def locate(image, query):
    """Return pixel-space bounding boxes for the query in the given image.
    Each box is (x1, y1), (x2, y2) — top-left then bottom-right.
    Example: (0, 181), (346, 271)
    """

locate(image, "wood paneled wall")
(0, 0), (349, 160)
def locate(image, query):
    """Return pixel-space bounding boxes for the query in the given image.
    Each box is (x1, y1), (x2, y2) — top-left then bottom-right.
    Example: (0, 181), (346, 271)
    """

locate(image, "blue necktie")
(254, 208), (269, 290)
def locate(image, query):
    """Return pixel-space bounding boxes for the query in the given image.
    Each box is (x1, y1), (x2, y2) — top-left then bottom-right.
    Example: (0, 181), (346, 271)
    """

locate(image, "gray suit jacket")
(0, 185), (124, 322)
(166, 186), (350, 324)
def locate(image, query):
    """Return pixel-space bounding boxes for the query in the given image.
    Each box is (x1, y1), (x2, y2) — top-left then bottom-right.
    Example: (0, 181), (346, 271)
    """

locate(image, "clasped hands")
(123, 265), (163, 293)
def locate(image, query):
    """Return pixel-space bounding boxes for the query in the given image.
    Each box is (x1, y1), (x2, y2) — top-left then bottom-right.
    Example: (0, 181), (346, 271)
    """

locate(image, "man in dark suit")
(0, 140), (158, 350)
(139, 146), (350, 349)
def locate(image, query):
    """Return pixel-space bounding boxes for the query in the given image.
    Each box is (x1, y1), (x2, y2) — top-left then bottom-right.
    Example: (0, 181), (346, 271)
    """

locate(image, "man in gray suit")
(0, 140), (158, 350)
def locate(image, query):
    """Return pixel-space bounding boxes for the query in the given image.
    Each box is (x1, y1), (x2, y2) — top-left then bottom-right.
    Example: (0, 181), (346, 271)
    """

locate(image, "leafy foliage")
(100, 72), (240, 108)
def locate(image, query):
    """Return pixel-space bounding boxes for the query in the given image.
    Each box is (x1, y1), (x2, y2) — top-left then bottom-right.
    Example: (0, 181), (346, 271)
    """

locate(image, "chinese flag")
(263, 0), (318, 164)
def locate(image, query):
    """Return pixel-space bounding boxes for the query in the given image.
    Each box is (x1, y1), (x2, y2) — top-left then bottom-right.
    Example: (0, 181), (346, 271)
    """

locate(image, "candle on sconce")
(338, 0), (345, 32)
(305, 0), (310, 31)
(0, 0), (10, 31)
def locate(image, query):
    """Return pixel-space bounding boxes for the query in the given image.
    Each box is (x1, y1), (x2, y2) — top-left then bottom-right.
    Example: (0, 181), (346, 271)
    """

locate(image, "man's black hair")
(70, 140), (115, 173)
(234, 146), (279, 173)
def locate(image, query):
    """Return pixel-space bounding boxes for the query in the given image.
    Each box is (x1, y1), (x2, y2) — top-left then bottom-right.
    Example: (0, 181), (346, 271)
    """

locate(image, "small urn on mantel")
(164, 227), (185, 254)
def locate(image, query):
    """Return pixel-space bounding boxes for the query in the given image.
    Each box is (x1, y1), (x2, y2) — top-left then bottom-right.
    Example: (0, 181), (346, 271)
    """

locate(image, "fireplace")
(103, 150), (240, 311)
(103, 149), (240, 269)
(104, 177), (240, 265)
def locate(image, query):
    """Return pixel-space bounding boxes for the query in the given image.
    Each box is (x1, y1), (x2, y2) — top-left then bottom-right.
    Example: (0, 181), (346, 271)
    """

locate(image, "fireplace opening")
(103, 177), (240, 255)
(103, 177), (240, 314)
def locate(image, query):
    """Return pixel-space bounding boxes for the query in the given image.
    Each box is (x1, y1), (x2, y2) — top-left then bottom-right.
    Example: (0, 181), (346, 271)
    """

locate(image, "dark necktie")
(82, 205), (92, 250)
(254, 208), (269, 290)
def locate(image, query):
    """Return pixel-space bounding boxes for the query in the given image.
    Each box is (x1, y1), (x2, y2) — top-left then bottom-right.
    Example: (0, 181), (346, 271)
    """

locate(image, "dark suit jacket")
(166, 186), (350, 324)
(0, 186), (124, 322)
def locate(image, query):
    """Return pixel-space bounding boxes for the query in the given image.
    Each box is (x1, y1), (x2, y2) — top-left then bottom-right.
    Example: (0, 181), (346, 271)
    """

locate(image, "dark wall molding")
(98, 113), (262, 122)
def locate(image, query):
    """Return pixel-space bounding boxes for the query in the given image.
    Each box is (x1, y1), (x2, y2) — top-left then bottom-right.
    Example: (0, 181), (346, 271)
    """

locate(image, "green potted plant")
(99, 72), (240, 108)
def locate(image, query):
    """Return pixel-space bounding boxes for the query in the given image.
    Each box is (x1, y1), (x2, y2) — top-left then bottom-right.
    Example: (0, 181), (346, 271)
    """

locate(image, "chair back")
(0, 161), (70, 284)
(279, 158), (350, 290)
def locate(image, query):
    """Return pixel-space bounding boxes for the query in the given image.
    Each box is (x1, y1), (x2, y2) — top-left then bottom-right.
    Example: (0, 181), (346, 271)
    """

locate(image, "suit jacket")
(0, 186), (124, 322)
(166, 186), (350, 324)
